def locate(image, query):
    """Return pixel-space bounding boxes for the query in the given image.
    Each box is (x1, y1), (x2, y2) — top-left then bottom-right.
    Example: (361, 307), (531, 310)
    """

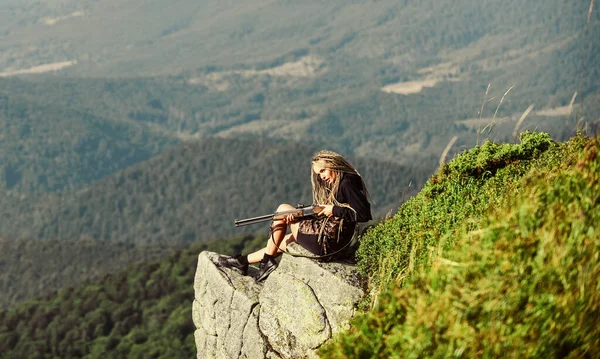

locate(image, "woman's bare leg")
(247, 204), (300, 263)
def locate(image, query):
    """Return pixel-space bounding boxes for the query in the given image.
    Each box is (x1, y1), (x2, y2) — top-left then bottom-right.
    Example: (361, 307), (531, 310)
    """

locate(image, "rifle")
(234, 205), (324, 227)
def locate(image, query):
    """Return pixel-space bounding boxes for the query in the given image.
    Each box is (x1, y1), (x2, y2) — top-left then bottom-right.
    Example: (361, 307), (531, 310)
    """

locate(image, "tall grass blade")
(477, 83), (491, 145)
(439, 136), (458, 167)
(512, 104), (535, 142)
(567, 91), (578, 124)
(487, 86), (514, 136)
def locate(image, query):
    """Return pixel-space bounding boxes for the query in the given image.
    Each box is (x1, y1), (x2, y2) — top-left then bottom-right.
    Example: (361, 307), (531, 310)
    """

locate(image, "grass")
(319, 132), (599, 358)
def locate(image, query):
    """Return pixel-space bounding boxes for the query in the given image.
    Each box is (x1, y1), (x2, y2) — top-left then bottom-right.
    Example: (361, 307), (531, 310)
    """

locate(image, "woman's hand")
(318, 205), (334, 218)
(283, 213), (297, 224)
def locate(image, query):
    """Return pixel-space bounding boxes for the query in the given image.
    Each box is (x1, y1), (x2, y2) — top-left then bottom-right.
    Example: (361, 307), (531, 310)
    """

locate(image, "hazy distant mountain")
(1, 0), (595, 79)
(2, 0), (597, 174)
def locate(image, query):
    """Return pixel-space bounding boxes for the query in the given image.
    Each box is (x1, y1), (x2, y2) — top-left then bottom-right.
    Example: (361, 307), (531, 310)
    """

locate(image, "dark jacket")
(331, 173), (372, 223)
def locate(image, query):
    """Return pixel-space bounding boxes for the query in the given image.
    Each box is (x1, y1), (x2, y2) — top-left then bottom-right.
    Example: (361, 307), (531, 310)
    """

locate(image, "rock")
(192, 244), (365, 359)
(193, 251), (264, 358)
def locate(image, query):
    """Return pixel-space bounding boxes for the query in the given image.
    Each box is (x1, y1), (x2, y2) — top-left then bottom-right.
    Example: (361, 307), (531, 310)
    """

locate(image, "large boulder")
(193, 244), (365, 359)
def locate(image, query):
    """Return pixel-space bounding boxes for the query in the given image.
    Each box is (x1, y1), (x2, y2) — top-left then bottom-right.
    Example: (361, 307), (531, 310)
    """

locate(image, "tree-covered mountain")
(1, 0), (595, 78)
(0, 135), (428, 308)
(2, 58), (597, 195)
(0, 234), (265, 358)
(0, 238), (172, 309)
(0, 136), (427, 246)
(0, 78), (179, 192)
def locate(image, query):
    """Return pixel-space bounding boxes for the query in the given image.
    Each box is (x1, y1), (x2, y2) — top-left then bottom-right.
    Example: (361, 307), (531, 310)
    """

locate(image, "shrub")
(356, 132), (572, 292)
(322, 134), (599, 357)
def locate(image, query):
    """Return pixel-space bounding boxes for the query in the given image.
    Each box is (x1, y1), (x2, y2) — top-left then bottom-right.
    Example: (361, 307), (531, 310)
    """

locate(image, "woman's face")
(313, 162), (337, 185)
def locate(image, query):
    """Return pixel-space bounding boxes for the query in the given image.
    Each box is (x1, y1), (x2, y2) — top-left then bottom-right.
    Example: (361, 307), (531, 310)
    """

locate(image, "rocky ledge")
(192, 244), (365, 359)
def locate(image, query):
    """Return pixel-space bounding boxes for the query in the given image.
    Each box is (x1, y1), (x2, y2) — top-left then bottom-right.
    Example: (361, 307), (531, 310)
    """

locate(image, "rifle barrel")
(234, 206), (320, 227)
(234, 213), (274, 227)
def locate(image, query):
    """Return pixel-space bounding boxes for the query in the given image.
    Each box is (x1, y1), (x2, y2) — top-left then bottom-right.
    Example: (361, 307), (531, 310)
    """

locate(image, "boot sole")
(218, 256), (249, 276)
(254, 264), (277, 282)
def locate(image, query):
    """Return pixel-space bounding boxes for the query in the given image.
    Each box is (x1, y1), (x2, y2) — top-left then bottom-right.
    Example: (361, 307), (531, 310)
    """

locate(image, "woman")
(220, 150), (372, 282)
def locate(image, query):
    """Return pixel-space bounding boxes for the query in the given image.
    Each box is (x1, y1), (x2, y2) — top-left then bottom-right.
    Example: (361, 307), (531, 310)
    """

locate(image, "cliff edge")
(192, 244), (365, 358)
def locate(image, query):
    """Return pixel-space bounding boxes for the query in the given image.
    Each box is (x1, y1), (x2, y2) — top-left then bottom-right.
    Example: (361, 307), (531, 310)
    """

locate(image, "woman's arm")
(332, 175), (372, 222)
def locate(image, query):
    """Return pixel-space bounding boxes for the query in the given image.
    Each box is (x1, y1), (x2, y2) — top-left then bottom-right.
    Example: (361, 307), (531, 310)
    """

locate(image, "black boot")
(218, 254), (249, 276)
(254, 256), (278, 282)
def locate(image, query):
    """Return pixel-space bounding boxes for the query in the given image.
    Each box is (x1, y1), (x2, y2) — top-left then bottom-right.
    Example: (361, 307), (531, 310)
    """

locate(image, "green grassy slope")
(320, 132), (599, 357)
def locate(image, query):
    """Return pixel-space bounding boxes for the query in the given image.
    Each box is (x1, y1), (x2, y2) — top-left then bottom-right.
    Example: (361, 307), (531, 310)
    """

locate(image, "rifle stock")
(234, 205), (324, 227)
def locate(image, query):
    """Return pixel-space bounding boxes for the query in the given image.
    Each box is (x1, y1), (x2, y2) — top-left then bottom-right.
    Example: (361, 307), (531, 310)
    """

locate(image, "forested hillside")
(0, 78), (179, 192)
(0, 136), (426, 308)
(0, 234), (265, 358)
(0, 238), (172, 309)
(0, 136), (424, 245)
(2, 60), (598, 195)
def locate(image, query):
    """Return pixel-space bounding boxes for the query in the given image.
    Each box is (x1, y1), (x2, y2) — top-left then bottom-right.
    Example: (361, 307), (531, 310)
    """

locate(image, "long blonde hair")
(310, 150), (370, 208)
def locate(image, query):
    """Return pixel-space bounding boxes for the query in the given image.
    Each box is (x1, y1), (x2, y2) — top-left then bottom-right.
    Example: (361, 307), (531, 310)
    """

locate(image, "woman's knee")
(276, 203), (294, 212)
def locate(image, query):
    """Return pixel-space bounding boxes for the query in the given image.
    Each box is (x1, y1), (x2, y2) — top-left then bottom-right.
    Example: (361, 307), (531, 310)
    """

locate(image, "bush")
(322, 134), (599, 357)
(356, 132), (571, 291)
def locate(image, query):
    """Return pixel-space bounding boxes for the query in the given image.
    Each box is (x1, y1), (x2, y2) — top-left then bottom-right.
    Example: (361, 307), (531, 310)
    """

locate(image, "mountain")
(0, 235), (265, 358)
(1, 0), (595, 78)
(0, 237), (172, 309)
(0, 77), (180, 192)
(1, 1), (597, 168)
(2, 58), (597, 196)
(0, 136), (427, 308)
(0, 136), (427, 246)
